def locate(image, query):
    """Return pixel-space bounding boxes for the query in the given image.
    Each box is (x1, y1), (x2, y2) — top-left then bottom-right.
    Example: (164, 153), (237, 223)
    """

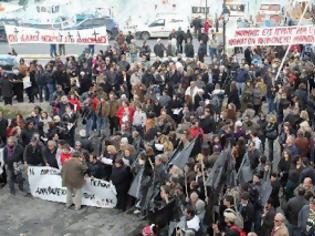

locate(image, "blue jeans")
(130, 53), (137, 62)
(50, 44), (57, 57)
(96, 116), (108, 136)
(45, 83), (54, 102)
(209, 47), (217, 59)
(267, 97), (275, 113)
(236, 82), (245, 96)
(86, 118), (94, 137)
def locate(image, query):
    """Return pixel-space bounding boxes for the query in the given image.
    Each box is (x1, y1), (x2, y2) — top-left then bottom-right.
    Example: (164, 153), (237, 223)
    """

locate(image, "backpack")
(224, 208), (244, 230)
(230, 225), (246, 236)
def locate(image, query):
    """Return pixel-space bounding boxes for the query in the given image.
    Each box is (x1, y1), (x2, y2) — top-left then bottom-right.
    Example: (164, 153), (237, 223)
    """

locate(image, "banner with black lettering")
(28, 166), (117, 208)
(4, 25), (108, 45)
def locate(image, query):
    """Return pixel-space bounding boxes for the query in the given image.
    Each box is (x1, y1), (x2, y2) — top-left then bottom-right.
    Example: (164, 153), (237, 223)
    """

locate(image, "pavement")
(0, 185), (145, 236)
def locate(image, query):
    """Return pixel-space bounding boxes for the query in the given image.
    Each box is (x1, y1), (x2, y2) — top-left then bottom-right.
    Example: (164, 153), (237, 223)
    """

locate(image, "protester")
(61, 151), (87, 210)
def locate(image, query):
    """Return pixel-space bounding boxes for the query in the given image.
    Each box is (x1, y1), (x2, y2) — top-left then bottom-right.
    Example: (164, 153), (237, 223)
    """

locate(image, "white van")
(135, 16), (191, 40)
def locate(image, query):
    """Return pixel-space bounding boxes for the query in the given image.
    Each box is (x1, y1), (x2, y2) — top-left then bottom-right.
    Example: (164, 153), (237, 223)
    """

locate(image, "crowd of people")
(0, 26), (315, 236)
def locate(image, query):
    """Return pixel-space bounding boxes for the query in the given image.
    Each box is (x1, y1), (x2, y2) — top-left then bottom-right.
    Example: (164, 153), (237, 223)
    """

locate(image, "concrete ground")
(0, 185), (145, 236)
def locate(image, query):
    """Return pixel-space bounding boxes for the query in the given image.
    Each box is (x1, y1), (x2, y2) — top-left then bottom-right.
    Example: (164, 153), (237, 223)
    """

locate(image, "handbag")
(266, 129), (278, 140)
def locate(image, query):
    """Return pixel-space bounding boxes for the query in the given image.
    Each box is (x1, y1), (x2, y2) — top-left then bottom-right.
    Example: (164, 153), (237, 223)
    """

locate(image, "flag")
(225, 145), (238, 188)
(237, 152), (253, 185)
(206, 146), (230, 189)
(168, 138), (197, 169)
(261, 171), (272, 205)
(128, 167), (144, 199)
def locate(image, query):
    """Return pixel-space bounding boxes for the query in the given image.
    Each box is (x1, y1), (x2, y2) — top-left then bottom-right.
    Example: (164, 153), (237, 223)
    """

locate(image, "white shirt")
(187, 215), (200, 232)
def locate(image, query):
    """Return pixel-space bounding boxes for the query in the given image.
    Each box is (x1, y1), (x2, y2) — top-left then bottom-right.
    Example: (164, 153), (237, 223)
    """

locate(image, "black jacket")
(23, 144), (45, 166)
(0, 118), (8, 138)
(185, 43), (195, 58)
(42, 147), (58, 168)
(1, 78), (13, 97)
(110, 166), (131, 193)
(3, 144), (24, 169)
(153, 43), (165, 58)
(285, 195), (308, 225)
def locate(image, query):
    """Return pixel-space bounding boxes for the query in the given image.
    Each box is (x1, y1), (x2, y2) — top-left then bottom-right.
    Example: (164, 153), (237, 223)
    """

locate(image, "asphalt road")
(0, 38), (202, 58)
(0, 186), (145, 236)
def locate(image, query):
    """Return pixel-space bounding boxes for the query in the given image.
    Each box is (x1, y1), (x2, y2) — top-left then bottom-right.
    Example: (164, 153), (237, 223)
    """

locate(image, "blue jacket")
(235, 68), (249, 83)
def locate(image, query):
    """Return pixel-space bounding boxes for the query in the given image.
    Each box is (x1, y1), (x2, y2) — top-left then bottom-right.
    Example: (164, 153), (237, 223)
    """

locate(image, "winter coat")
(61, 158), (87, 189)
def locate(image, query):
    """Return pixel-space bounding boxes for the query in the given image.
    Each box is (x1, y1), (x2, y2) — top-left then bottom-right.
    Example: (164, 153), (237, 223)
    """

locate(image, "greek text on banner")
(28, 166), (117, 208)
(4, 25), (108, 45)
(227, 25), (315, 47)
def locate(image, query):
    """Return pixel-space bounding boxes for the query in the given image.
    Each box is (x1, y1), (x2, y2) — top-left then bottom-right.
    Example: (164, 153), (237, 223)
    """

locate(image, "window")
(149, 19), (165, 27)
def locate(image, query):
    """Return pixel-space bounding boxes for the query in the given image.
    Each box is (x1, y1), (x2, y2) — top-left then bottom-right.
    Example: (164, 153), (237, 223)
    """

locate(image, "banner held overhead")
(4, 25), (108, 45)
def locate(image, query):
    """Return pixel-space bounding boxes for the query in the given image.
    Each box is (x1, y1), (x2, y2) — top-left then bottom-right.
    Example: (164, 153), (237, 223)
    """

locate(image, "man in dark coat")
(153, 39), (165, 58)
(244, 47), (252, 65)
(3, 136), (24, 194)
(176, 27), (185, 54)
(261, 199), (276, 236)
(184, 38), (195, 58)
(239, 192), (255, 233)
(23, 136), (45, 167)
(42, 140), (58, 168)
(1, 75), (14, 105)
(0, 111), (8, 145)
(285, 187), (308, 236)
(198, 41), (207, 63)
(110, 158), (131, 211)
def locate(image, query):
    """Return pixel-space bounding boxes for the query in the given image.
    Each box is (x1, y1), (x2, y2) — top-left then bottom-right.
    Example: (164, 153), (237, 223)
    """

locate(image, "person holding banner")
(3, 136), (24, 195)
(61, 151), (87, 210)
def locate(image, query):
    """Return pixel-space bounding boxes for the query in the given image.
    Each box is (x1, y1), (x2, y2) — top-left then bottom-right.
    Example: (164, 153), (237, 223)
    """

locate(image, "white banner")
(4, 25), (108, 45)
(227, 25), (315, 48)
(28, 166), (117, 208)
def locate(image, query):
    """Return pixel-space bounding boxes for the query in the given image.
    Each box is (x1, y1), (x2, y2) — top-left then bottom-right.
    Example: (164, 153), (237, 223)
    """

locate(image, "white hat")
(79, 129), (86, 137)
(53, 115), (61, 123)
(235, 120), (243, 127)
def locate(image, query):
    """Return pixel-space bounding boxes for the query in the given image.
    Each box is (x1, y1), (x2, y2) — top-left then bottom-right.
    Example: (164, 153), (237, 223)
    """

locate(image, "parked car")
(135, 15), (191, 40)
(63, 17), (119, 39)
(0, 54), (19, 72)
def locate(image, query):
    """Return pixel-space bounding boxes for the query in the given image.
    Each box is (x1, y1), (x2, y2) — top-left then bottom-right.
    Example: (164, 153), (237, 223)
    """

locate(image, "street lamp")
(222, 1), (230, 55)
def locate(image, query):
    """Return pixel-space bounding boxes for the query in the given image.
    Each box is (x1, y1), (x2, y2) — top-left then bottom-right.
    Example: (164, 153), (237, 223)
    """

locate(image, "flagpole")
(274, 0), (311, 82)
(201, 159), (209, 202)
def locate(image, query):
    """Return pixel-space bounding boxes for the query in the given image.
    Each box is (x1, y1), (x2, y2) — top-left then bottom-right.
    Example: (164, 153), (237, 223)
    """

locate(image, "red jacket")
(69, 98), (81, 112)
(189, 127), (204, 138)
(92, 97), (100, 112)
(116, 106), (135, 126)
(61, 152), (72, 166)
